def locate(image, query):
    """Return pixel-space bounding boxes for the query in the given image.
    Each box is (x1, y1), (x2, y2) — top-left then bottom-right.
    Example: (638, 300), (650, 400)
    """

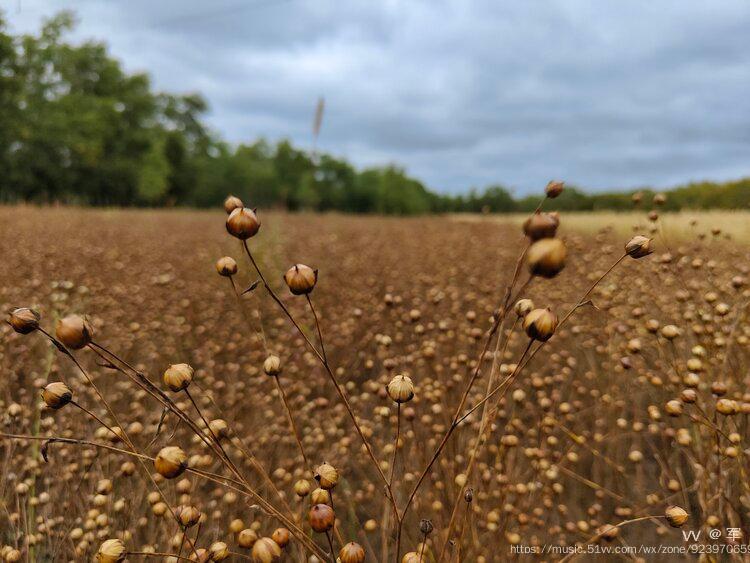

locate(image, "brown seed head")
(238, 528), (258, 549)
(294, 479), (311, 497)
(545, 180), (564, 198)
(263, 355), (281, 376)
(665, 505), (688, 527)
(271, 528), (290, 548)
(314, 462), (339, 490)
(163, 363), (194, 392)
(55, 314), (93, 350)
(523, 308), (558, 342)
(523, 212), (559, 241)
(209, 541), (230, 561)
(625, 235), (654, 259)
(514, 299), (534, 318)
(42, 382), (72, 410)
(96, 539), (126, 563)
(283, 264), (318, 295)
(224, 195), (243, 214)
(387, 374), (415, 403)
(251, 537), (281, 562)
(309, 503), (335, 533)
(176, 505), (201, 528)
(154, 446), (188, 479)
(339, 542), (366, 563)
(527, 238), (566, 278)
(226, 207), (261, 240)
(8, 307), (40, 334)
(215, 256), (238, 277)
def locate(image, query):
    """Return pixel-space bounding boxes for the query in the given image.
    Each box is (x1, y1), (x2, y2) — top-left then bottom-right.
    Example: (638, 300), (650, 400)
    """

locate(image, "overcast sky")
(6, 0), (750, 195)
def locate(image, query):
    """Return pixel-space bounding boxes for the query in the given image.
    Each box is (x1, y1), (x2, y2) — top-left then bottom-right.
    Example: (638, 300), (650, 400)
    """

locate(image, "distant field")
(2, 205), (750, 561)
(453, 210), (750, 243)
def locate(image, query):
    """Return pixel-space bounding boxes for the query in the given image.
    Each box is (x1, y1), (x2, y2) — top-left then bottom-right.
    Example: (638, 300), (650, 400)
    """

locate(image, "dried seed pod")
(263, 355), (281, 376)
(514, 299), (534, 318)
(208, 419), (229, 440)
(224, 195), (244, 214)
(545, 180), (564, 198)
(283, 264), (318, 295)
(226, 207), (261, 239)
(420, 519), (434, 535)
(527, 238), (566, 278)
(294, 479), (311, 497)
(42, 382), (72, 410)
(523, 308), (558, 342)
(309, 503), (335, 533)
(55, 314), (93, 350)
(163, 363), (194, 392)
(271, 528), (289, 548)
(339, 542), (366, 563)
(387, 374), (415, 403)
(653, 193), (667, 206)
(310, 488), (330, 504)
(625, 235), (653, 259)
(664, 400), (682, 417)
(660, 325), (680, 340)
(598, 524), (619, 541)
(402, 552), (426, 563)
(251, 537), (281, 562)
(96, 539), (126, 563)
(716, 399), (738, 416)
(665, 505), (688, 527)
(215, 256), (238, 277)
(523, 212), (559, 241)
(176, 505), (201, 528)
(209, 541), (230, 561)
(314, 462), (339, 490)
(238, 528), (258, 549)
(8, 307), (40, 334)
(154, 446), (188, 479)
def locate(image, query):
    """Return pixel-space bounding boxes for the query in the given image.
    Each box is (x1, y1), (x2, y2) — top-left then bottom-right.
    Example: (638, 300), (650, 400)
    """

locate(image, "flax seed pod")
(515, 299), (534, 318)
(527, 238), (566, 278)
(96, 539), (126, 562)
(238, 528), (258, 549)
(339, 542), (366, 563)
(314, 462), (339, 490)
(163, 363), (194, 392)
(283, 264), (318, 295)
(523, 308), (558, 342)
(523, 212), (559, 241)
(55, 314), (93, 350)
(545, 180), (564, 198)
(208, 541), (230, 561)
(42, 382), (72, 410)
(226, 208), (261, 239)
(387, 374), (415, 403)
(309, 504), (335, 533)
(294, 479), (311, 497)
(8, 307), (40, 334)
(665, 506), (688, 527)
(154, 446), (188, 479)
(215, 256), (238, 277)
(263, 355), (281, 376)
(251, 537), (281, 562)
(224, 195), (243, 214)
(625, 235), (654, 259)
(271, 528), (289, 548)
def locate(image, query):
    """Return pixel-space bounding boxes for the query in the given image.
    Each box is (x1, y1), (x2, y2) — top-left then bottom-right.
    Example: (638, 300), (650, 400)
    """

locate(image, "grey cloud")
(6, 0), (750, 194)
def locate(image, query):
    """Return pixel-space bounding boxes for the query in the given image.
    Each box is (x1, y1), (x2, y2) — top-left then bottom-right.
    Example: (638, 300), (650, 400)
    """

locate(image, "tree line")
(1, 13), (748, 214)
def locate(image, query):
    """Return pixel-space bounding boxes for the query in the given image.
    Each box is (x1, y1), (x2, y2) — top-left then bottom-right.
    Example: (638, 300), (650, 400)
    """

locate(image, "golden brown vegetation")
(1, 190), (748, 562)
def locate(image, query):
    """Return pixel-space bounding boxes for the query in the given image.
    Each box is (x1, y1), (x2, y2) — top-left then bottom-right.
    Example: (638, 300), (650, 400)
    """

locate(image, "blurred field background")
(454, 211), (750, 243)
